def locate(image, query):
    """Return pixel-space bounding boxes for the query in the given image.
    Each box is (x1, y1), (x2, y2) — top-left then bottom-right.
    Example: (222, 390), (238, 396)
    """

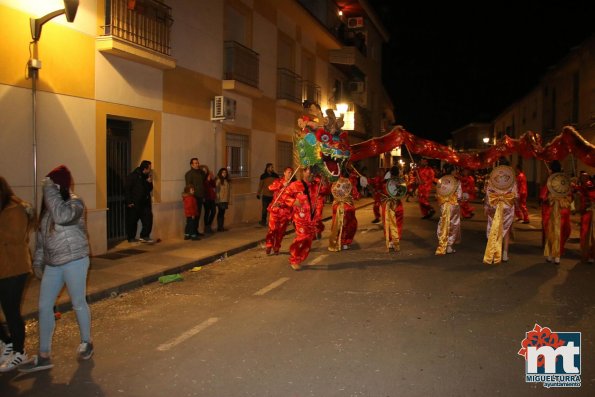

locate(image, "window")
(226, 133), (249, 178)
(277, 141), (294, 172)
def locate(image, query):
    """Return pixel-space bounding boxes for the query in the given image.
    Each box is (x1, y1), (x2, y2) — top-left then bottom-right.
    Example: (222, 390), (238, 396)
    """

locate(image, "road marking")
(253, 277), (290, 296)
(157, 317), (220, 351)
(309, 254), (327, 265)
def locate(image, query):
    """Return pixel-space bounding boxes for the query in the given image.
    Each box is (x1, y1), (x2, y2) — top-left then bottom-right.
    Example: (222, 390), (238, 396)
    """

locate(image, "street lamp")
(483, 137), (490, 145)
(29, 0), (80, 207)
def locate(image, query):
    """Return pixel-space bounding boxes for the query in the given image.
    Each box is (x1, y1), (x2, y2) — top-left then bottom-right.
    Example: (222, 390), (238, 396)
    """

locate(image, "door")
(106, 118), (131, 246)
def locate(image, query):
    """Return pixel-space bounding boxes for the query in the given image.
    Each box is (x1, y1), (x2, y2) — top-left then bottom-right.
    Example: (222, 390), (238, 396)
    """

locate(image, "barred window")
(226, 133), (249, 178)
(277, 141), (293, 172)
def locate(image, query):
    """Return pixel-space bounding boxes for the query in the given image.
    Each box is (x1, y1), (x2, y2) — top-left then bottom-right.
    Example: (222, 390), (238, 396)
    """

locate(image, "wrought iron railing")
(103, 0), (173, 56)
(224, 41), (260, 88)
(302, 80), (321, 105)
(277, 68), (303, 103)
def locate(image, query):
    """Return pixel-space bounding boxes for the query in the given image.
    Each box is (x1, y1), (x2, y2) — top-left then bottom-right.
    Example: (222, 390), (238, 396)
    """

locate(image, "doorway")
(106, 118), (131, 246)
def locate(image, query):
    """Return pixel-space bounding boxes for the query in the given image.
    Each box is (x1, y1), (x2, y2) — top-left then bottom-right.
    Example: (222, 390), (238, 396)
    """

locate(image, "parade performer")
(435, 174), (462, 255)
(459, 168), (476, 219)
(540, 161), (572, 264)
(575, 172), (595, 263)
(349, 171), (361, 201)
(417, 158), (436, 219)
(264, 167), (294, 255)
(285, 167), (317, 270)
(328, 177), (358, 251)
(483, 165), (518, 264)
(312, 175), (331, 240)
(514, 164), (530, 223)
(382, 170), (406, 252)
(368, 169), (385, 224)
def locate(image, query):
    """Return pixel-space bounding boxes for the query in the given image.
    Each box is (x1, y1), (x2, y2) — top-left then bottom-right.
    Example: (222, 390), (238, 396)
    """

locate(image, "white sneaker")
(446, 246), (455, 254)
(0, 343), (13, 364)
(0, 352), (32, 372)
(554, 257), (560, 264)
(342, 245), (349, 250)
(139, 237), (155, 243)
(502, 251), (508, 262)
(546, 256), (553, 263)
(388, 242), (394, 249)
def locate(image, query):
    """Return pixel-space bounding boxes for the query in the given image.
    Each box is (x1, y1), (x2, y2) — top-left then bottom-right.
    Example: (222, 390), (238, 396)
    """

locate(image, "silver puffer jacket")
(33, 183), (89, 268)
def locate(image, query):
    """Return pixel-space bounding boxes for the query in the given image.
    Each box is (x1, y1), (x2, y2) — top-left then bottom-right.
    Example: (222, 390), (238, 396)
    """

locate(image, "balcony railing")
(103, 0), (173, 56)
(224, 41), (260, 88)
(302, 80), (321, 105)
(277, 68), (303, 103)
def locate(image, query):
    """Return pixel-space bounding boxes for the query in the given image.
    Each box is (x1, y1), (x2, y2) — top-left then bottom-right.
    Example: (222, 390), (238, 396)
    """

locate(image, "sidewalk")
(20, 198), (375, 321)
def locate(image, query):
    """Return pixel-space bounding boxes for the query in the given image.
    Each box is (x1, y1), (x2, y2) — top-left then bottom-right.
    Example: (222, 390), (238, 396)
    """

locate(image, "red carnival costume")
(285, 177), (317, 269)
(265, 176), (293, 255)
(540, 172), (572, 264)
(417, 162), (435, 218)
(328, 178), (358, 251)
(368, 174), (384, 223)
(459, 172), (476, 219)
(576, 176), (595, 262)
(311, 176), (330, 238)
(514, 168), (530, 223)
(349, 172), (361, 201)
(406, 170), (417, 201)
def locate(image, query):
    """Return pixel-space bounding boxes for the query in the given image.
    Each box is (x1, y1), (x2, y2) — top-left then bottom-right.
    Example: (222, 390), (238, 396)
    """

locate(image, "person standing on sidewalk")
(202, 166), (217, 234)
(185, 158), (206, 236)
(0, 176), (35, 372)
(515, 164), (530, 223)
(19, 165), (94, 373)
(215, 168), (231, 232)
(182, 185), (199, 240)
(256, 163), (278, 226)
(125, 160), (154, 243)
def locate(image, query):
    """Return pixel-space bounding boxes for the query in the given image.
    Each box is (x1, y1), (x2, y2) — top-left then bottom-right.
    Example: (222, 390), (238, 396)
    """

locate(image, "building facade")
(0, 0), (390, 254)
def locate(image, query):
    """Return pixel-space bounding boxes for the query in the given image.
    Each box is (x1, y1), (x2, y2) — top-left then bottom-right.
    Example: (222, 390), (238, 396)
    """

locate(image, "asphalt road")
(1, 199), (594, 396)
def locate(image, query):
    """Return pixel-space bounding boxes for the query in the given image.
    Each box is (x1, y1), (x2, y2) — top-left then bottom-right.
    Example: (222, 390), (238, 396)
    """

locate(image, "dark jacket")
(125, 167), (153, 206)
(185, 168), (206, 198)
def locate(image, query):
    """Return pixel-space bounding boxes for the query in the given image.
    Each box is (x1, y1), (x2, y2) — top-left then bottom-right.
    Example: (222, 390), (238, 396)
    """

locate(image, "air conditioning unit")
(210, 96), (237, 121)
(348, 81), (365, 94)
(347, 17), (364, 29)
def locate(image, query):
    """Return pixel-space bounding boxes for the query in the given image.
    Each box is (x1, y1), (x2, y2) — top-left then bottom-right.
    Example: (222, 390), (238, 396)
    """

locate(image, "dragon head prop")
(295, 103), (351, 182)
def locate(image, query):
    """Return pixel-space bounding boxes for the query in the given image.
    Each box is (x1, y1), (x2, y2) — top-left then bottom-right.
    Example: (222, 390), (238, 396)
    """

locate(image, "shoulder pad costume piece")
(436, 174), (458, 197)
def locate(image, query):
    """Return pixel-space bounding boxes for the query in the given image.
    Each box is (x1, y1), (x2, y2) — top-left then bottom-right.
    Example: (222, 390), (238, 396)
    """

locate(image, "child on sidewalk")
(182, 185), (200, 240)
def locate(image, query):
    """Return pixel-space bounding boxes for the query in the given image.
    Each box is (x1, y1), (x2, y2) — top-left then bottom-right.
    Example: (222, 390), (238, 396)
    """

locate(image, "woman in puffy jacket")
(19, 165), (94, 373)
(0, 176), (35, 372)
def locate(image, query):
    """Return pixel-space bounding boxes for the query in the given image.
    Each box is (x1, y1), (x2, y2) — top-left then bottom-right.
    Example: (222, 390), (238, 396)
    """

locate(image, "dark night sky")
(366, 0), (594, 142)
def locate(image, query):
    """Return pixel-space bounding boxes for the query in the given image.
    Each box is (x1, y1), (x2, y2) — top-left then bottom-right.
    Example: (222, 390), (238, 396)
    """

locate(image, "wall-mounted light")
(30, 0), (79, 41)
(336, 103), (349, 114)
(483, 137), (490, 144)
(338, 9), (343, 16)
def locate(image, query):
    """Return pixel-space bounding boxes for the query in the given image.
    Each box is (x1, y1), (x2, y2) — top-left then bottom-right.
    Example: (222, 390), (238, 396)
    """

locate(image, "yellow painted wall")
(163, 67), (221, 120)
(0, 5), (94, 98)
(252, 96), (276, 133)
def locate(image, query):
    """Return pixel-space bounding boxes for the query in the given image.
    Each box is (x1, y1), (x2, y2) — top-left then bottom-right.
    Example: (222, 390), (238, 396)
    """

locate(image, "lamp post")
(29, 0), (79, 207)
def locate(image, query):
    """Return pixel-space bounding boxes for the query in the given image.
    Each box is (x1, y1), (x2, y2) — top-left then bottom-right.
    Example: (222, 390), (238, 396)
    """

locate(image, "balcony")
(302, 80), (321, 105)
(97, 0), (175, 70)
(277, 68), (304, 112)
(329, 46), (367, 79)
(222, 41), (262, 98)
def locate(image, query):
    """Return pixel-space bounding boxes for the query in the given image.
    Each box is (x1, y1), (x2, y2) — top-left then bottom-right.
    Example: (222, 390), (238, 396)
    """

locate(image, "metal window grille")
(277, 68), (302, 103)
(226, 133), (249, 178)
(224, 41), (260, 88)
(103, 0), (173, 56)
(302, 80), (321, 104)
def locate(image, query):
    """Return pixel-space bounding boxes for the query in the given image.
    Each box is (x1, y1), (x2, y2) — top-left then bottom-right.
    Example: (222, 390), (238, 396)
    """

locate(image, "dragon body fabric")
(294, 105), (595, 177)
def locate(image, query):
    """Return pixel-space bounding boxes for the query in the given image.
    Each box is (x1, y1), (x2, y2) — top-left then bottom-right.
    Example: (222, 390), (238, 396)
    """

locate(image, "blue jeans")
(38, 257), (91, 354)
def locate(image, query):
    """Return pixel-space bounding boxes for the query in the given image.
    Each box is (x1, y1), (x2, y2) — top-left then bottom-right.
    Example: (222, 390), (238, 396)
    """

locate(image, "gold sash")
(383, 196), (401, 251)
(328, 196), (353, 252)
(435, 193), (459, 255)
(483, 192), (516, 264)
(544, 196), (571, 258)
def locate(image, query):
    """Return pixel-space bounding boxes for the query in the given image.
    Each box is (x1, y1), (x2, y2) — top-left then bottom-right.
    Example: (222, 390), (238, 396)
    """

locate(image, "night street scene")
(1, 1), (595, 396)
